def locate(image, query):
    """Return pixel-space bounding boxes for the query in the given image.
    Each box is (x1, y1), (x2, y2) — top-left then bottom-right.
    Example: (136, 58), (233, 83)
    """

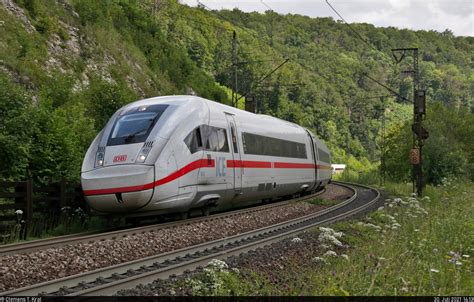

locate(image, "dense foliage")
(0, 0), (472, 183)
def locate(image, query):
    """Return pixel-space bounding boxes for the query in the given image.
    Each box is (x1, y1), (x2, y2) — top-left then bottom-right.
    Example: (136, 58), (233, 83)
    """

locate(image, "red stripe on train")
(83, 182), (155, 196)
(227, 160), (272, 168)
(317, 165), (332, 170)
(274, 162), (315, 169)
(83, 159), (215, 196)
(84, 158), (330, 196)
(154, 159), (215, 186)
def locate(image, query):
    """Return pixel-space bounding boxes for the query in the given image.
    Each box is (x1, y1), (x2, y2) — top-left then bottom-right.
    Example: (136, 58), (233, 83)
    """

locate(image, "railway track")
(0, 187), (329, 257)
(2, 181), (379, 296)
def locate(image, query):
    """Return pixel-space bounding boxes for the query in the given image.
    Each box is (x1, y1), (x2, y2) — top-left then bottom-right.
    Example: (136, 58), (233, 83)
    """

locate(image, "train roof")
(123, 95), (306, 128)
(119, 95), (329, 151)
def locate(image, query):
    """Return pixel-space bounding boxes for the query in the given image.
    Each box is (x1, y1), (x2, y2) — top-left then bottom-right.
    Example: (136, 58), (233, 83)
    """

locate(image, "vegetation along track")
(2, 182), (379, 296)
(0, 187), (329, 256)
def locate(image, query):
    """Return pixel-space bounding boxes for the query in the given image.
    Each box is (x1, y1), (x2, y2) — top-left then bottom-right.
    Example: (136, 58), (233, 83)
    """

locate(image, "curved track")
(0, 188), (328, 256)
(2, 182), (379, 296)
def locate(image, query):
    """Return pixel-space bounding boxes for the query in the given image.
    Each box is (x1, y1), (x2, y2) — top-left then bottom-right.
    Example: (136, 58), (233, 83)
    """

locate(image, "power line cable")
(363, 74), (411, 103)
(325, 0), (410, 100)
(237, 58), (290, 101)
(196, 1), (256, 35)
(325, 0), (380, 53)
(197, 1), (283, 60)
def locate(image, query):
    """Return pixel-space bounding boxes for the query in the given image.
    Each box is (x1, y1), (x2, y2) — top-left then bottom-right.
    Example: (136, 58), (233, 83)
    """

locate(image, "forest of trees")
(0, 0), (472, 185)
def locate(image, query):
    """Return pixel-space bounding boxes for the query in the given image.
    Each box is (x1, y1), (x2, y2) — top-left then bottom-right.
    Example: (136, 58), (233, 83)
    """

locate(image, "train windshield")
(107, 104), (168, 146)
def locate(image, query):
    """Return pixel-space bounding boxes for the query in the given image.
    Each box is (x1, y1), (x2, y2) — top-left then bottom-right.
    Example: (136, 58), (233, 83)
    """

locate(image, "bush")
(81, 76), (136, 130)
(0, 75), (34, 179)
(384, 103), (473, 185)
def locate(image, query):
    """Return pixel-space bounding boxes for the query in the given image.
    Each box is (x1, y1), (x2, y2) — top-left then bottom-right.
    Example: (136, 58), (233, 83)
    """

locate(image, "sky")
(181, 0), (474, 37)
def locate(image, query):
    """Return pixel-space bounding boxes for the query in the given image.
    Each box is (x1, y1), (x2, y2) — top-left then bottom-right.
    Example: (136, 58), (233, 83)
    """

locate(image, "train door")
(224, 113), (242, 194)
(306, 130), (319, 191)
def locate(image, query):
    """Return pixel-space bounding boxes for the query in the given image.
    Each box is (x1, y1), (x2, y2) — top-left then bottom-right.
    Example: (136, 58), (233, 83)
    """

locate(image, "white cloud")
(180, 0), (474, 36)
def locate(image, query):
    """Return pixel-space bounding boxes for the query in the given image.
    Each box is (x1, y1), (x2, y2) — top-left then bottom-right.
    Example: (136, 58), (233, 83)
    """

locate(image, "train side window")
(230, 125), (238, 153)
(184, 127), (203, 154)
(216, 128), (230, 152)
(201, 125), (230, 152)
(318, 149), (331, 163)
(242, 132), (307, 159)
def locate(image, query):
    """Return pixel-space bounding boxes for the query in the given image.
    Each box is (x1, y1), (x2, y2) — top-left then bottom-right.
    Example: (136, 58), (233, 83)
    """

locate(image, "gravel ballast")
(1, 199), (340, 291)
(116, 229), (349, 296)
(1, 184), (353, 292)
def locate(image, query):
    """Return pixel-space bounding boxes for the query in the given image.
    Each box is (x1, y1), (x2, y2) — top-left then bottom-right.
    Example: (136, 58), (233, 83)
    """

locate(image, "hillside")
(0, 0), (472, 183)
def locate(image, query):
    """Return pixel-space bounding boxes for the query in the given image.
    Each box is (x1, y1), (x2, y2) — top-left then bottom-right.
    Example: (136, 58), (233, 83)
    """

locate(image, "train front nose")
(81, 165), (155, 213)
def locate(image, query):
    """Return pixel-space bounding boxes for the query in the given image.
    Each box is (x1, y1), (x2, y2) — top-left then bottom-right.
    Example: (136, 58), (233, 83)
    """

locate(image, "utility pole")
(391, 48), (428, 197)
(231, 30), (238, 107)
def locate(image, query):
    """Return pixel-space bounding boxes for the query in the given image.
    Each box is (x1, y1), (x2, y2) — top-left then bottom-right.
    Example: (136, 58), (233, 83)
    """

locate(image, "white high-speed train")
(81, 96), (331, 217)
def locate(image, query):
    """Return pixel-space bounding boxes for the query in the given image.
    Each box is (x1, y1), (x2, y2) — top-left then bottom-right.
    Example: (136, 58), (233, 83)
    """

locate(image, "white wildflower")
(231, 267), (240, 274)
(312, 256), (327, 264)
(462, 255), (470, 258)
(392, 223), (401, 228)
(430, 268), (439, 273)
(206, 259), (228, 272)
(319, 227), (344, 238)
(433, 248), (438, 253)
(411, 193), (417, 197)
(455, 261), (462, 266)
(341, 254), (349, 261)
(291, 237), (303, 243)
(15, 209), (23, 215)
(318, 227), (344, 247)
(323, 250), (337, 257)
(377, 206), (384, 211)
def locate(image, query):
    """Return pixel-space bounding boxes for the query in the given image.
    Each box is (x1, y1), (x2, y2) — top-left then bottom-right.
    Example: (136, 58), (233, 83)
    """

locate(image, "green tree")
(0, 75), (34, 179)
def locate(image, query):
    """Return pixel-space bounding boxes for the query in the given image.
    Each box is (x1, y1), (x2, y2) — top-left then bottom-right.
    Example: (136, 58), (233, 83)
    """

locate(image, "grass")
(179, 181), (474, 296)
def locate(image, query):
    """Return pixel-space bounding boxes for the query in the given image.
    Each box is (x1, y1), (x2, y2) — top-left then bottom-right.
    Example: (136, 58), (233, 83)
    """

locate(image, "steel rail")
(0, 188), (329, 256)
(2, 182), (377, 296)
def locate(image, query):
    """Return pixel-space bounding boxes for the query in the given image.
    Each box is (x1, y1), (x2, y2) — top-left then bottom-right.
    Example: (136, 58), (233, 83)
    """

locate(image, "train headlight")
(95, 151), (105, 168)
(136, 147), (151, 163)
